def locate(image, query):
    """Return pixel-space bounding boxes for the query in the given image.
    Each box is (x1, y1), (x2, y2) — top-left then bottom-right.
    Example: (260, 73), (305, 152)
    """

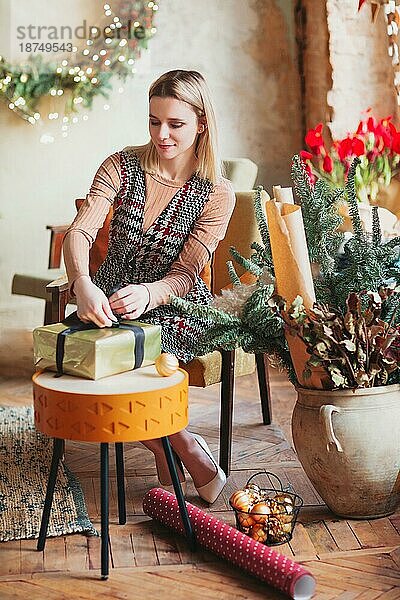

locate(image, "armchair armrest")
(45, 273), (71, 324)
(46, 273), (69, 292)
(46, 224), (70, 269)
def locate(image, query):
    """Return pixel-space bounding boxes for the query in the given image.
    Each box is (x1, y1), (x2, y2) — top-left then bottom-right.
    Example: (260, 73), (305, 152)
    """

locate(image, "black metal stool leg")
(37, 437), (64, 551)
(255, 353), (272, 425)
(161, 436), (196, 551)
(60, 439), (66, 461)
(100, 443), (109, 580)
(115, 443), (126, 525)
(219, 349), (235, 477)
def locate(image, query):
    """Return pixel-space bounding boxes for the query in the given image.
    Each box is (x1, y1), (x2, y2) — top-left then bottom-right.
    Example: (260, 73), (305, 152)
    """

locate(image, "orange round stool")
(33, 366), (193, 579)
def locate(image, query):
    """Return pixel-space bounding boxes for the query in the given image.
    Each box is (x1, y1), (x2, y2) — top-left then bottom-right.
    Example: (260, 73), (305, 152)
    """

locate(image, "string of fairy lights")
(0, 1), (158, 142)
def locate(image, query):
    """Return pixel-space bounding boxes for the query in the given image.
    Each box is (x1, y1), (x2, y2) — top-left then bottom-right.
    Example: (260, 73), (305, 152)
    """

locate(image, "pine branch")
(196, 325), (242, 354)
(170, 295), (241, 325)
(168, 152), (399, 388)
(291, 154), (314, 201)
(250, 241), (274, 271)
(291, 154), (344, 280)
(253, 186), (271, 254)
(229, 247), (263, 276)
(327, 187), (346, 207)
(372, 206), (381, 246)
(383, 236), (400, 250)
(346, 158), (365, 241)
(227, 261), (240, 286)
(251, 241), (267, 257)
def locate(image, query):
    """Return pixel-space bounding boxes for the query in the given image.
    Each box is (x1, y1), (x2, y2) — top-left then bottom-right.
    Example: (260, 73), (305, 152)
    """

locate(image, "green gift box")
(33, 320), (161, 380)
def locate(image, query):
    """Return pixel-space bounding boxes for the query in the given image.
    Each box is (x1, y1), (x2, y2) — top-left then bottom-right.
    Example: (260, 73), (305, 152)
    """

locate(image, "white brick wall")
(327, 0), (398, 137)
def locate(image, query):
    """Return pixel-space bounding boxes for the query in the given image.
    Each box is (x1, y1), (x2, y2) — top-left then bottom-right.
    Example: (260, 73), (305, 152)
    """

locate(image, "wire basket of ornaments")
(229, 472), (303, 545)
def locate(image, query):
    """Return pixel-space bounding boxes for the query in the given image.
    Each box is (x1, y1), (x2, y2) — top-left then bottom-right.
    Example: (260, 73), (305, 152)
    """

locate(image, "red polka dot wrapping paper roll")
(142, 488), (316, 600)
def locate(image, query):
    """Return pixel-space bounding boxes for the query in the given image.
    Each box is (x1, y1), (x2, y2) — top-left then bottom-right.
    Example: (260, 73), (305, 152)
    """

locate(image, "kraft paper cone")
(265, 200), (315, 309)
(272, 185), (295, 204)
(266, 193), (328, 389)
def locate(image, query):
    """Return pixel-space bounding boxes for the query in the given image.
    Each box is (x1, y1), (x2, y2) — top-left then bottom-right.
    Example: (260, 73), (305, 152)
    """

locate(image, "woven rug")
(0, 405), (97, 542)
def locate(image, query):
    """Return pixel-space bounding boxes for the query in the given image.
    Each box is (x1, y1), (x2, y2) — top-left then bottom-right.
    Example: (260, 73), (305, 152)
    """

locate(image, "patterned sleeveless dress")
(93, 150), (214, 362)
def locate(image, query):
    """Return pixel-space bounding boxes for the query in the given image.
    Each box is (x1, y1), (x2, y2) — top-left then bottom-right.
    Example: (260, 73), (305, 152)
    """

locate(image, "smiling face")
(149, 96), (204, 163)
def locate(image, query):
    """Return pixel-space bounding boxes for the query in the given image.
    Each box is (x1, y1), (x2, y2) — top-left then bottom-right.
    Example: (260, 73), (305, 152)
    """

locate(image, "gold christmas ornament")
(250, 523), (268, 543)
(244, 482), (262, 502)
(155, 353), (179, 377)
(229, 490), (253, 512)
(237, 512), (255, 529)
(245, 482), (261, 494)
(267, 517), (285, 543)
(250, 501), (272, 524)
(278, 512), (293, 525)
(273, 493), (295, 521)
(268, 500), (282, 516)
(282, 522), (293, 534)
(273, 492), (295, 508)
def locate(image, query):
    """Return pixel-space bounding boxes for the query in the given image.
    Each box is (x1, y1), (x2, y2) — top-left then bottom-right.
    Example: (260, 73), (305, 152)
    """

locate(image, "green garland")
(0, 1), (158, 124)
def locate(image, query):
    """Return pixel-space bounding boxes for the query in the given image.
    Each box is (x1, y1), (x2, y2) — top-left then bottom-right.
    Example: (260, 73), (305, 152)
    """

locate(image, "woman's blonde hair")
(132, 69), (222, 184)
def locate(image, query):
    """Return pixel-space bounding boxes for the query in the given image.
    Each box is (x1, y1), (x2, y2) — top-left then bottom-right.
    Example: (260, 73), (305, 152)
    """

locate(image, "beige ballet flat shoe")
(192, 434), (227, 504)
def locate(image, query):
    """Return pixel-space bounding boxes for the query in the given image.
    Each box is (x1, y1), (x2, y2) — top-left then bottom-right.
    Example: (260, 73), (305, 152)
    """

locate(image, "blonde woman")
(63, 69), (235, 503)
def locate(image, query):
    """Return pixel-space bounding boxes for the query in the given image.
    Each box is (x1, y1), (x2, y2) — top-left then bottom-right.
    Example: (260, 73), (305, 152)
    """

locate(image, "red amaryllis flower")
(356, 118), (369, 135)
(367, 116), (377, 132)
(351, 137), (366, 156)
(300, 150), (313, 160)
(380, 116), (393, 128)
(387, 120), (397, 137)
(392, 131), (400, 154)
(323, 154), (333, 173)
(371, 120), (393, 152)
(305, 123), (325, 155)
(336, 137), (354, 161)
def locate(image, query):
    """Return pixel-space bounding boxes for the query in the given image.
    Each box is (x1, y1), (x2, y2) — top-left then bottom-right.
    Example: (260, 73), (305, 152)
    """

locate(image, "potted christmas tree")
(171, 157), (400, 519)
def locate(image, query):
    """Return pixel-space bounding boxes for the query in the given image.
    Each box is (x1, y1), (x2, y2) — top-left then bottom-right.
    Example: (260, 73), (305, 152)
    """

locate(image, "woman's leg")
(142, 430), (216, 487)
(142, 438), (185, 485)
(169, 430), (217, 487)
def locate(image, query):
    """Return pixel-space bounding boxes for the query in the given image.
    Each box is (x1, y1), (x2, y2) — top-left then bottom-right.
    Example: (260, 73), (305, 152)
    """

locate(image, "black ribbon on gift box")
(55, 310), (145, 377)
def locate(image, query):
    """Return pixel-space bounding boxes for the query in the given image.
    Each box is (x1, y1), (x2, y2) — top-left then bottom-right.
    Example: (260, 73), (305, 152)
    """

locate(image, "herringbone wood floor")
(0, 328), (399, 599)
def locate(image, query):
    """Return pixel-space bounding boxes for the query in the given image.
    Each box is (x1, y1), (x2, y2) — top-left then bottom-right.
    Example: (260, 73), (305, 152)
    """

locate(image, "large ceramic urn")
(292, 384), (400, 519)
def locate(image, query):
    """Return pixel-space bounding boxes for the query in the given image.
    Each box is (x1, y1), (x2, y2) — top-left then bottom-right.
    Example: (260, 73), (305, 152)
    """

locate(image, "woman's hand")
(74, 276), (117, 327)
(109, 284), (150, 320)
